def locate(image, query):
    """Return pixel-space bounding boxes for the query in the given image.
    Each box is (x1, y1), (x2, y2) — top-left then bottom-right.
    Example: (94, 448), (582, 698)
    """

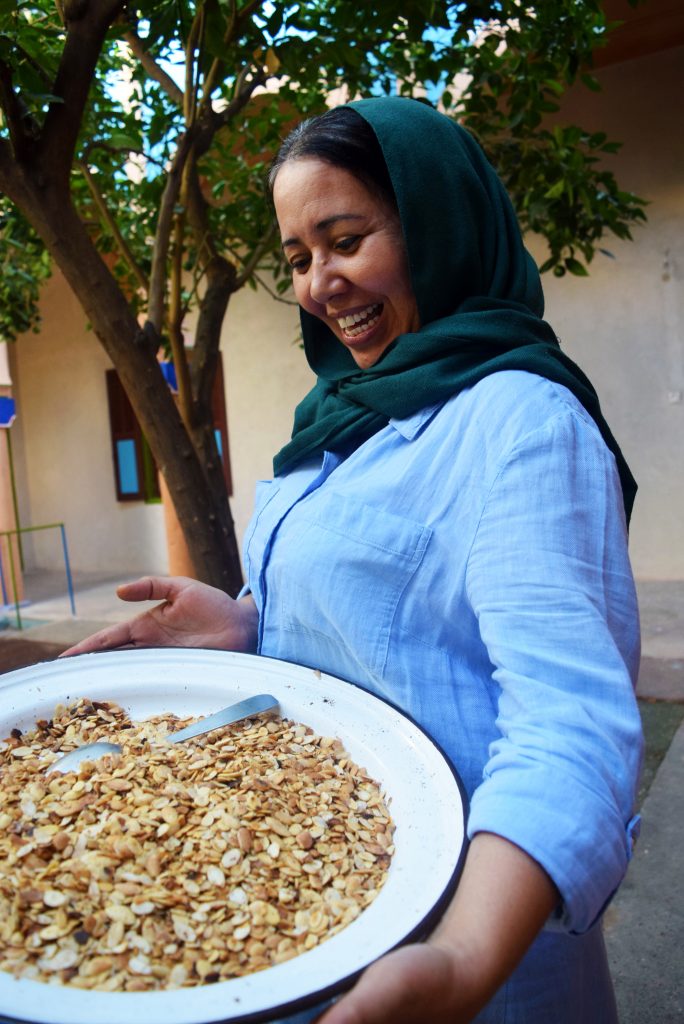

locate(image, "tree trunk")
(1, 164), (244, 595)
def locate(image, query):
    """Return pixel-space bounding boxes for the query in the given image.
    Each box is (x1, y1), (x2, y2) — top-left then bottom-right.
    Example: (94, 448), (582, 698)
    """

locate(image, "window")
(106, 357), (231, 503)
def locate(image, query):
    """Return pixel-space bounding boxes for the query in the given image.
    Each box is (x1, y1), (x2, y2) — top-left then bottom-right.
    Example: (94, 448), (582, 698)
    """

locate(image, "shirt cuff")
(467, 790), (640, 935)
(546, 812), (641, 932)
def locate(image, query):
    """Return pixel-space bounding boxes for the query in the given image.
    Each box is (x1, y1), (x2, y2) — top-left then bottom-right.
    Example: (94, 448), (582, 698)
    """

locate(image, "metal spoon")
(46, 693), (279, 774)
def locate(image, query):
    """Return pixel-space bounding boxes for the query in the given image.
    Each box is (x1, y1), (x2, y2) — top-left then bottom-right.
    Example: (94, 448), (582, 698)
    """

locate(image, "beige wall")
(527, 45), (683, 579)
(220, 287), (314, 547)
(10, 274), (169, 575)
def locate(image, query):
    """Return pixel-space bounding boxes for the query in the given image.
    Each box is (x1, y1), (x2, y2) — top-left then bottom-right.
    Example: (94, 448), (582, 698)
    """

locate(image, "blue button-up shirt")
(243, 370), (642, 1022)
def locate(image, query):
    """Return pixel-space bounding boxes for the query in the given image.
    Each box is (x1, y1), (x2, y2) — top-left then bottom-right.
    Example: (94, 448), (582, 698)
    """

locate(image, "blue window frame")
(106, 360), (231, 504)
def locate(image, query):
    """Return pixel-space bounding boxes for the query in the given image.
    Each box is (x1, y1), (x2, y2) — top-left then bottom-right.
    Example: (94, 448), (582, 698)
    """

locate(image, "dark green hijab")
(273, 96), (636, 523)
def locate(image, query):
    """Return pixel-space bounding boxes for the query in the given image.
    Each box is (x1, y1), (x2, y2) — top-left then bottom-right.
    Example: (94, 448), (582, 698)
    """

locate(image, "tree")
(0, 0), (646, 594)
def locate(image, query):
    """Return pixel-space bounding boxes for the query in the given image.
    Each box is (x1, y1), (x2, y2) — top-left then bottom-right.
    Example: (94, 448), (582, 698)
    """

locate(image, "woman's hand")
(60, 576), (258, 657)
(315, 943), (473, 1024)
(316, 832), (559, 1024)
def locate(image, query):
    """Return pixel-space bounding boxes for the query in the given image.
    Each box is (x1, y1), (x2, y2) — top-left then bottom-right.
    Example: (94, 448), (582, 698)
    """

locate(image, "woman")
(67, 97), (643, 1023)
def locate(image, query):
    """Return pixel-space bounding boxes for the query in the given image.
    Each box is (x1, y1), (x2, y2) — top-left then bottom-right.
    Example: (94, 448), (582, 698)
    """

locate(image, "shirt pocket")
(278, 490), (432, 680)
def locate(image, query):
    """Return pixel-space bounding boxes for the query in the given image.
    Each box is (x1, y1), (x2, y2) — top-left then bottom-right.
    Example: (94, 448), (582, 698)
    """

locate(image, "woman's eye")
(289, 255), (310, 272)
(335, 235), (361, 253)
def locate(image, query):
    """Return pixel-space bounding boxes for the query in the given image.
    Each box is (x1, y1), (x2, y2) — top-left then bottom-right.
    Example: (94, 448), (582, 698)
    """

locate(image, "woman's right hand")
(60, 576), (259, 657)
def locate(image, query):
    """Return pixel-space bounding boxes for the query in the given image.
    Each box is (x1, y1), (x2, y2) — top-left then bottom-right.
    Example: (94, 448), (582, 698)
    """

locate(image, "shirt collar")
(388, 401), (444, 440)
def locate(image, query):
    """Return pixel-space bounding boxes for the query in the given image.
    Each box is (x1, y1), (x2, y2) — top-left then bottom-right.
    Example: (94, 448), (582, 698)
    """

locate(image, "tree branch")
(177, 62), (264, 169)
(214, 66), (267, 130)
(175, 252), (204, 323)
(147, 128), (196, 330)
(78, 161), (149, 293)
(40, 0), (126, 183)
(124, 29), (184, 107)
(178, 163), (237, 406)
(183, 9), (204, 125)
(251, 272), (299, 306)
(7, 40), (54, 88)
(198, 0), (237, 113)
(198, 0), (264, 113)
(169, 214), (195, 428)
(234, 221), (277, 289)
(0, 59), (39, 160)
(233, 0), (267, 40)
(0, 138), (15, 189)
(191, 254), (235, 409)
(184, 165), (219, 267)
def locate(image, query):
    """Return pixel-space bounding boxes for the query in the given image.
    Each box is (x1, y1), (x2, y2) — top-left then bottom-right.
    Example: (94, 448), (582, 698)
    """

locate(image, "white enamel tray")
(0, 649), (467, 1024)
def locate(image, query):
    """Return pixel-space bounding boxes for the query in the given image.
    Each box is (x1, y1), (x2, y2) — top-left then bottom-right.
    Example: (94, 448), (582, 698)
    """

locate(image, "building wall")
(219, 287), (314, 549)
(527, 45), (683, 579)
(9, 273), (169, 575)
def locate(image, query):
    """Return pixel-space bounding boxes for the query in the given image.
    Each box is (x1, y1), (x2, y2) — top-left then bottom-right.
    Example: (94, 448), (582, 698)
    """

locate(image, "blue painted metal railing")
(0, 523), (76, 630)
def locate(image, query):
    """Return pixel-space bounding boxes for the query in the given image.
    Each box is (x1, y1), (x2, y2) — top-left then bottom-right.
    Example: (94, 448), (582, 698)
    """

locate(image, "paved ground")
(0, 636), (69, 670)
(1, 573), (683, 1021)
(604, 720), (684, 1023)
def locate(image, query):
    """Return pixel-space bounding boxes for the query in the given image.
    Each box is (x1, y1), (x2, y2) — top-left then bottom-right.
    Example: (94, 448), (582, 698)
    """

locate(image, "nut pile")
(0, 698), (394, 991)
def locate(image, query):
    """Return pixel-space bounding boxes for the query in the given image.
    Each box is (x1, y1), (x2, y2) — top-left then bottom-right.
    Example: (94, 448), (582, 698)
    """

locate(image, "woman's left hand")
(316, 831), (560, 1024)
(315, 942), (473, 1024)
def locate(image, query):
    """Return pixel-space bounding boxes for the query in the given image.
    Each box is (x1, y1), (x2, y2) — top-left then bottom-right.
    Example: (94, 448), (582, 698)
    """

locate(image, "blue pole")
(6, 533), (21, 630)
(0, 536), (7, 606)
(60, 524), (76, 616)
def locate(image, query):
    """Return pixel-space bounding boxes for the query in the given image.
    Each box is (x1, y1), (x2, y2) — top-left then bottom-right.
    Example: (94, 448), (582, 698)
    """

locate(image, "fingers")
(115, 576), (193, 604)
(59, 620), (136, 657)
(316, 946), (461, 1024)
(317, 960), (400, 1024)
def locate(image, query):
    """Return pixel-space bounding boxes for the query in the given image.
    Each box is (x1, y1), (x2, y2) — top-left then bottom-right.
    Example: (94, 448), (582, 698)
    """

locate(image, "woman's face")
(273, 157), (419, 370)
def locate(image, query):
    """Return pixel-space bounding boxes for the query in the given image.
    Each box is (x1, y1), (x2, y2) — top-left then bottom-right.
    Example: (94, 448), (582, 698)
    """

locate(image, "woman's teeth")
(337, 304), (382, 338)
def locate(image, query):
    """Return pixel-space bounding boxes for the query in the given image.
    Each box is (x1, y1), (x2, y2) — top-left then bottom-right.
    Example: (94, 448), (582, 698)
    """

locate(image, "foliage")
(0, 205), (51, 338)
(448, 0), (648, 275)
(0, 0), (648, 342)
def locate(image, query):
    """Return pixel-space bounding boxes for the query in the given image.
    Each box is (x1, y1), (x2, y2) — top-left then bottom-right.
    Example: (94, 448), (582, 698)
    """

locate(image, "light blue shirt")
(243, 370), (642, 1022)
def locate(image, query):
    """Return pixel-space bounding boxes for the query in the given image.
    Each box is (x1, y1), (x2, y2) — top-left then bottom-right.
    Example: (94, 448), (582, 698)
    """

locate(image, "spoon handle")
(167, 693), (279, 744)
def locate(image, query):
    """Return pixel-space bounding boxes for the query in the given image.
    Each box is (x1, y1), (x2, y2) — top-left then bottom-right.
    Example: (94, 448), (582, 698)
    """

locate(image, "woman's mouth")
(336, 303), (382, 339)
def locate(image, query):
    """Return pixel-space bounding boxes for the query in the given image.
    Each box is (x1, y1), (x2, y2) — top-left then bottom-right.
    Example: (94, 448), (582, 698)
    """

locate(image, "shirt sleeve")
(464, 402), (643, 934)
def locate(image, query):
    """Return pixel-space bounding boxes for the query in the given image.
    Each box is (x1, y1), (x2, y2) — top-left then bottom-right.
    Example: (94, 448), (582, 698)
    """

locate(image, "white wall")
(220, 286), (314, 549)
(10, 272), (168, 575)
(527, 45), (684, 579)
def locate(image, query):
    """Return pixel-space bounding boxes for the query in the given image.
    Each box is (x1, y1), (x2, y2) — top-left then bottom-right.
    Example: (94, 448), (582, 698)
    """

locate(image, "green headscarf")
(273, 96), (636, 523)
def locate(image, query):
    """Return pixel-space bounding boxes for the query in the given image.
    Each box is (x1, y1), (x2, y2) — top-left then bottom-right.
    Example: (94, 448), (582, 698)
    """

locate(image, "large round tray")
(0, 649), (467, 1024)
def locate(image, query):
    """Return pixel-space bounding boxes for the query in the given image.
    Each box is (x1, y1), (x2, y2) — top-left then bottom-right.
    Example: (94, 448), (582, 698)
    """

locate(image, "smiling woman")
(66, 96), (643, 1024)
(272, 156), (419, 370)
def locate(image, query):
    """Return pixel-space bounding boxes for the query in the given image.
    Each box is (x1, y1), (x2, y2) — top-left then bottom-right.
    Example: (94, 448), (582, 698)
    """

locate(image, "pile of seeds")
(0, 698), (394, 991)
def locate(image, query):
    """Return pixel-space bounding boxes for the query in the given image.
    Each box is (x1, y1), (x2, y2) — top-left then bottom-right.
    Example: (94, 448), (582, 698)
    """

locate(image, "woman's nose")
(309, 257), (346, 305)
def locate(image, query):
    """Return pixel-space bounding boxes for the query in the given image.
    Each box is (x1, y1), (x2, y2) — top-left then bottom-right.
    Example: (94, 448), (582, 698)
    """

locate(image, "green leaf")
(543, 78), (565, 96)
(544, 180), (565, 199)
(581, 72), (601, 92)
(565, 257), (589, 277)
(107, 132), (141, 151)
